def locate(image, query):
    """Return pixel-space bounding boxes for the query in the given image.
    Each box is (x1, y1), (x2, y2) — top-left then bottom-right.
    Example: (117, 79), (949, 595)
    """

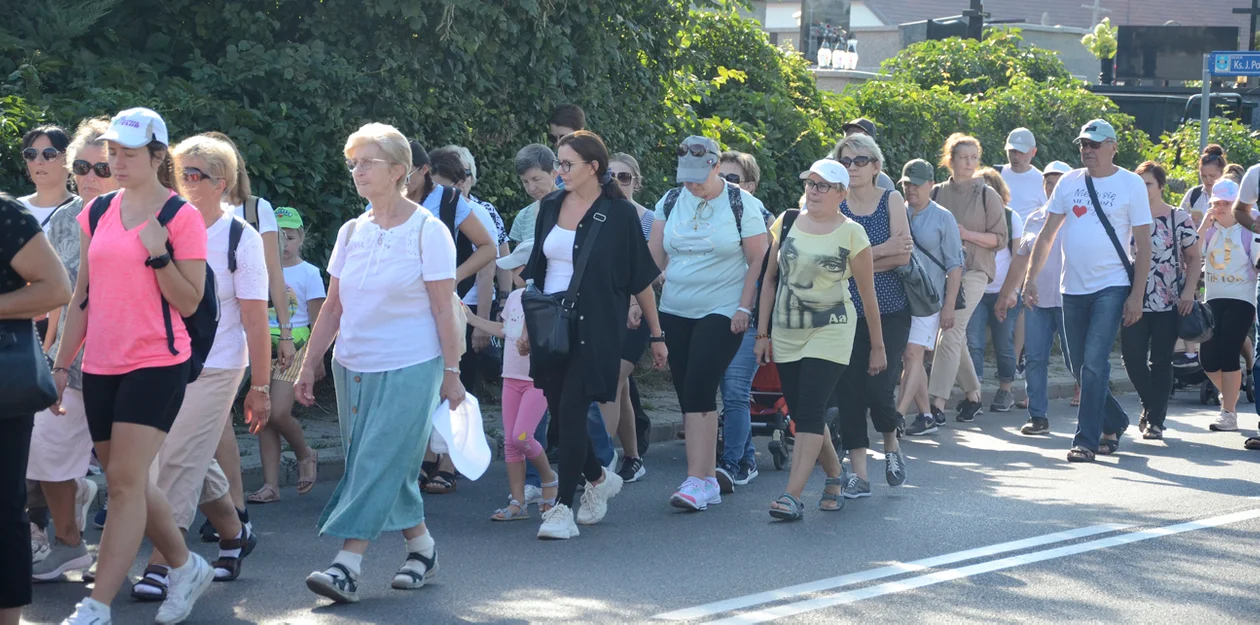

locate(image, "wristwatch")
(250, 384), (271, 396)
(648, 333), (666, 344)
(145, 252), (172, 269)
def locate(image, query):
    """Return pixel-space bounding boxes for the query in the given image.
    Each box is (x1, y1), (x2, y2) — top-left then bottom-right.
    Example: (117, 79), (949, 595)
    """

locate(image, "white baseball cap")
(1005, 128), (1036, 153)
(1211, 179), (1240, 204)
(800, 158), (851, 188)
(100, 108), (169, 148)
(1043, 161), (1072, 176)
(496, 240), (534, 271)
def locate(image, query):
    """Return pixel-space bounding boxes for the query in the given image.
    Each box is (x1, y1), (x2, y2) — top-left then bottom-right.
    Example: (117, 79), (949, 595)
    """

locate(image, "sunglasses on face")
(837, 156), (874, 168)
(1078, 139), (1104, 150)
(720, 173), (743, 184)
(614, 172), (637, 185)
(677, 144), (716, 158)
(72, 160), (111, 178)
(803, 179), (837, 193)
(23, 147), (63, 162)
(181, 167), (217, 184)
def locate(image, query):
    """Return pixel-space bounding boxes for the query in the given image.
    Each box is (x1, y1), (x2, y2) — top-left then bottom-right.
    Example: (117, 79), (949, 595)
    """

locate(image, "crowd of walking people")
(2, 102), (1259, 624)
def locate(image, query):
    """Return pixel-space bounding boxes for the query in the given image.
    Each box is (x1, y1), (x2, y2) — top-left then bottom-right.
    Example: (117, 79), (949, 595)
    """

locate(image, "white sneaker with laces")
(61, 599), (111, 624)
(155, 553), (214, 624)
(31, 522), (50, 564)
(576, 470), (623, 525)
(1211, 411), (1239, 432)
(537, 503), (579, 540)
(75, 478), (99, 534)
(522, 484), (543, 507)
(702, 480), (722, 506)
(669, 477), (709, 511)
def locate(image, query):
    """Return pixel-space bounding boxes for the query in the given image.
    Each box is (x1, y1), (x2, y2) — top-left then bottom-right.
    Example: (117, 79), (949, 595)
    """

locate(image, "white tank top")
(543, 226), (577, 295)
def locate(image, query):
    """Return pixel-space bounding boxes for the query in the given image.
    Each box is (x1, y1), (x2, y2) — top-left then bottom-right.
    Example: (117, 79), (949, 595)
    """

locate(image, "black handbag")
(521, 209), (607, 370)
(1171, 211), (1215, 342)
(914, 240), (965, 310)
(0, 319), (58, 415)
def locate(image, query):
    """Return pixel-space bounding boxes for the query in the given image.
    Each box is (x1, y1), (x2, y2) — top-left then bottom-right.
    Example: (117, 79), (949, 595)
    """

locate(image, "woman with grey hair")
(294, 122), (465, 603)
(509, 143), (560, 247)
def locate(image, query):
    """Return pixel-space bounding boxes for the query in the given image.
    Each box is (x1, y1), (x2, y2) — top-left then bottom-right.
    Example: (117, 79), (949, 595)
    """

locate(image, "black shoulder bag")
(1084, 175), (1134, 283)
(0, 319), (57, 415)
(521, 208), (607, 370)
(1170, 210), (1214, 342)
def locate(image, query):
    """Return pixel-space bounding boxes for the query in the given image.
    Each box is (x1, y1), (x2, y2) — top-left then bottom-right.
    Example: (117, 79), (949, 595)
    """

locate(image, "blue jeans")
(967, 292), (1020, 383)
(720, 330), (758, 467)
(1063, 286), (1130, 450)
(524, 405), (614, 486)
(1023, 306), (1070, 419)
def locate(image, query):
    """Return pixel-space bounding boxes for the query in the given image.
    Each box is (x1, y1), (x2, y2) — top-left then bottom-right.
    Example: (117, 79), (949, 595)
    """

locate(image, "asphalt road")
(22, 392), (1260, 624)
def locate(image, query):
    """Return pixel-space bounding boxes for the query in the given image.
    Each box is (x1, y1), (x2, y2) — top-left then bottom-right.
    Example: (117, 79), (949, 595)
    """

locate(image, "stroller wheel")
(1245, 371), (1255, 403)
(1200, 381), (1216, 406)
(769, 440), (785, 470)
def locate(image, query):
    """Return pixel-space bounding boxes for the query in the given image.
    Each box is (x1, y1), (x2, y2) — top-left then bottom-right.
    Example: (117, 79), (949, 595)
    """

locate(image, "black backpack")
(84, 191), (242, 383)
(436, 185), (475, 298)
(662, 184), (745, 242)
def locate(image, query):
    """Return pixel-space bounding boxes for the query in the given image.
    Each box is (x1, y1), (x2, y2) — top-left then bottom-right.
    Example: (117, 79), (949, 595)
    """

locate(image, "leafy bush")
(878, 29), (1071, 97)
(1144, 117), (1260, 202)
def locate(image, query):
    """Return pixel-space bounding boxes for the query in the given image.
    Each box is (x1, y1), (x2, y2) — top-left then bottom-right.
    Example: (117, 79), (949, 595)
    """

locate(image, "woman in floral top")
(1120, 162), (1200, 440)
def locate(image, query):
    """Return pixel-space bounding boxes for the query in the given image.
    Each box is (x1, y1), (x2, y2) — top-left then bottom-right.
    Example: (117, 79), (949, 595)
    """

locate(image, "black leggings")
(835, 311), (912, 451)
(659, 313), (745, 413)
(1120, 310), (1178, 426)
(776, 359), (846, 436)
(1202, 299), (1256, 373)
(0, 415), (33, 609)
(540, 355), (608, 508)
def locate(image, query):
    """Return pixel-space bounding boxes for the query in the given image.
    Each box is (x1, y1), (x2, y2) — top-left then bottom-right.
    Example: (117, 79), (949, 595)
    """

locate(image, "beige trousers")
(928, 270), (989, 400)
(149, 367), (242, 530)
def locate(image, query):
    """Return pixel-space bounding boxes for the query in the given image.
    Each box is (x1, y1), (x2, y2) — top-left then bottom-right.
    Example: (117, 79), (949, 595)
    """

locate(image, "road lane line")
(653, 523), (1131, 621)
(712, 507), (1260, 624)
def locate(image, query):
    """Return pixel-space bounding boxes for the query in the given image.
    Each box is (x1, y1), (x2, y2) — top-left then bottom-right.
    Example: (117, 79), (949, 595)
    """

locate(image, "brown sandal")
(212, 526), (258, 582)
(297, 448), (318, 495)
(1066, 446), (1095, 463)
(1245, 437), (1260, 450)
(246, 484), (280, 504)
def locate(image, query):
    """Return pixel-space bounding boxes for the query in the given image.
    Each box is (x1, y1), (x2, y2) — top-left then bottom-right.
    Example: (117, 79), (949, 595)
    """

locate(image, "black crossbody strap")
(914, 238), (947, 272)
(40, 195), (77, 227)
(560, 207), (607, 307)
(1085, 175), (1134, 283)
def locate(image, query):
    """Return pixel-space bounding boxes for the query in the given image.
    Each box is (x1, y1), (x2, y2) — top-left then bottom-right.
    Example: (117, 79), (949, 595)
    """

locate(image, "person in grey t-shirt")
(897, 159), (964, 435)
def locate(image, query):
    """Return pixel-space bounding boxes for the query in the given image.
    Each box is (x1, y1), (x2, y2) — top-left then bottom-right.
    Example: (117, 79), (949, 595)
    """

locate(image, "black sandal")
(391, 550), (439, 589)
(130, 565), (170, 601)
(212, 526), (258, 581)
(1067, 446), (1096, 463)
(424, 471), (457, 494)
(1245, 437), (1260, 451)
(420, 460), (438, 489)
(1097, 434), (1122, 455)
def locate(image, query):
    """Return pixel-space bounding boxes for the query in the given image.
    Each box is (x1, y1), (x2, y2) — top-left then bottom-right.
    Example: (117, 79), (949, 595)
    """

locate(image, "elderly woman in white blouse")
(294, 123), (465, 605)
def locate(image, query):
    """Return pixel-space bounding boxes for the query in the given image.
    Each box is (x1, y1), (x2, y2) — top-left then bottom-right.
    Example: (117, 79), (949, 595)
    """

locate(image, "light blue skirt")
(318, 356), (442, 540)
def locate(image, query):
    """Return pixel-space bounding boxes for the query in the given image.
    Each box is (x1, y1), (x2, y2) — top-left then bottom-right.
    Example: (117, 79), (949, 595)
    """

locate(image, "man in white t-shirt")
(1230, 166), (1260, 449)
(1023, 119), (1153, 463)
(1000, 128), (1047, 221)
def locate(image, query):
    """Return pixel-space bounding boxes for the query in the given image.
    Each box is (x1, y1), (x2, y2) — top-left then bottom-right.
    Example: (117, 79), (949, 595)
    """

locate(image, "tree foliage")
(1145, 117), (1260, 202)
(879, 29), (1071, 97)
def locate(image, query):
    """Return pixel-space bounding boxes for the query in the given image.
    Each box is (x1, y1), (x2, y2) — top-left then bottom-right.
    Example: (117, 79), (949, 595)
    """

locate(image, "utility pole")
(1081, 0), (1111, 26)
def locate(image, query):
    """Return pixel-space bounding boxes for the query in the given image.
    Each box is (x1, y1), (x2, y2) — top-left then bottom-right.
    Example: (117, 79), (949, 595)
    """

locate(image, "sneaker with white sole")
(1210, 411), (1239, 432)
(155, 553), (214, 624)
(391, 550), (437, 590)
(61, 598), (111, 624)
(616, 456), (646, 483)
(715, 462), (737, 494)
(734, 458), (759, 485)
(884, 450), (907, 487)
(31, 522), (50, 564)
(33, 538), (92, 582)
(669, 477), (709, 511)
(702, 479), (722, 507)
(576, 470), (623, 525)
(74, 478), (98, 534)
(842, 474), (871, 499)
(537, 503), (579, 540)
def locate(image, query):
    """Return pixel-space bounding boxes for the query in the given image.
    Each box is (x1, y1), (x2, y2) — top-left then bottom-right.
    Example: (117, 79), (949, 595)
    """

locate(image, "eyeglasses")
(553, 159), (590, 174)
(1077, 139), (1105, 150)
(181, 167), (218, 184)
(803, 179), (837, 193)
(720, 173), (743, 184)
(345, 157), (390, 172)
(23, 147), (63, 162)
(836, 156), (874, 168)
(614, 172), (637, 185)
(677, 144), (717, 158)
(72, 160), (111, 178)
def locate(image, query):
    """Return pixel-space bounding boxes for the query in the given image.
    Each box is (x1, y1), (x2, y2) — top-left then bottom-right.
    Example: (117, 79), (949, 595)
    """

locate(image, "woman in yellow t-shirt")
(755, 159), (886, 521)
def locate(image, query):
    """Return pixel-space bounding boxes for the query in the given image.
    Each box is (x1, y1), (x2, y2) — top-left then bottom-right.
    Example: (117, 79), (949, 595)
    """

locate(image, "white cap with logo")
(800, 159), (851, 188)
(1005, 128), (1036, 153)
(1043, 161), (1073, 176)
(100, 108), (169, 149)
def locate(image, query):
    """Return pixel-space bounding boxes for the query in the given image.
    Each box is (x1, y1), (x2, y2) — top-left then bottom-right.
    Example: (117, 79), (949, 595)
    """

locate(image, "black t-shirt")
(524, 190), (660, 401)
(0, 193), (42, 296)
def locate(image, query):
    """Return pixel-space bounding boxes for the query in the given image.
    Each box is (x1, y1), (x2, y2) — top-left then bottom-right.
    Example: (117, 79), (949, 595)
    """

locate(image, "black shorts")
(659, 312), (745, 413)
(81, 360), (191, 443)
(621, 322), (650, 365)
(1202, 299), (1256, 373)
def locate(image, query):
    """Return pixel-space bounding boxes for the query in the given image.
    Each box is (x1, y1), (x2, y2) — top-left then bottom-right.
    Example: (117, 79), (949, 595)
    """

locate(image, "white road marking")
(709, 506), (1260, 624)
(653, 523), (1131, 621)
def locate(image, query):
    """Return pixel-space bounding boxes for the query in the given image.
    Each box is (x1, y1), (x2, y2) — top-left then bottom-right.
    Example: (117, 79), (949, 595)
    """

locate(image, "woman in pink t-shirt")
(51, 109), (216, 625)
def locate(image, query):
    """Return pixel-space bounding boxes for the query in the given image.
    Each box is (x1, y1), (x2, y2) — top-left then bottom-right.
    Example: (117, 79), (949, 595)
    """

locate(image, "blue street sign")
(1212, 51), (1260, 76)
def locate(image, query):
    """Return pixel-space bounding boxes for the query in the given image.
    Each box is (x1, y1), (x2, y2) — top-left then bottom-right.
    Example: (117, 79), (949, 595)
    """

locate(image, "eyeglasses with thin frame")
(23, 147), (63, 162)
(553, 159), (590, 174)
(677, 144), (717, 158)
(720, 173), (743, 184)
(345, 157), (391, 172)
(72, 160), (111, 178)
(836, 155), (874, 168)
(614, 171), (637, 185)
(181, 167), (218, 184)
(1077, 139), (1107, 150)
(803, 179), (837, 194)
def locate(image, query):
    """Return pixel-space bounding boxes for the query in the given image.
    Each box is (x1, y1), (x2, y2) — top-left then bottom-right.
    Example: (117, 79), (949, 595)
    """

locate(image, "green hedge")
(1145, 117), (1260, 203)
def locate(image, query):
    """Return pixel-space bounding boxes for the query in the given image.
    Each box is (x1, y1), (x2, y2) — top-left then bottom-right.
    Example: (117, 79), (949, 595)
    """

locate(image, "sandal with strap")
(391, 550), (438, 590)
(306, 563), (359, 603)
(491, 499), (530, 522)
(538, 478), (559, 513)
(297, 448), (319, 495)
(246, 484), (280, 505)
(424, 471), (457, 495)
(130, 565), (170, 601)
(212, 525), (259, 581)
(1245, 437), (1260, 451)
(1097, 434), (1122, 456)
(769, 492), (805, 521)
(819, 476), (845, 512)
(1067, 446), (1096, 463)
(419, 460), (438, 489)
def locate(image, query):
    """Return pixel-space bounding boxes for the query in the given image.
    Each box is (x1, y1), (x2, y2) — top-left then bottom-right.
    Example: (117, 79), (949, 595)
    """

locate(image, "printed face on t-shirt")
(777, 236), (851, 328)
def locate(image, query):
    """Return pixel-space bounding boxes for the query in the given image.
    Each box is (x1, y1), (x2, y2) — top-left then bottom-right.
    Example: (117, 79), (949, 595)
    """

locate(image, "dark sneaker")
(616, 456), (646, 483)
(990, 389), (1015, 412)
(714, 462), (737, 494)
(92, 503), (107, 530)
(842, 474), (871, 499)
(734, 458), (759, 485)
(884, 450), (907, 487)
(905, 415), (938, 436)
(1015, 354), (1026, 380)
(1021, 417), (1050, 436)
(956, 399), (981, 423)
(199, 517), (218, 543)
(931, 405), (946, 426)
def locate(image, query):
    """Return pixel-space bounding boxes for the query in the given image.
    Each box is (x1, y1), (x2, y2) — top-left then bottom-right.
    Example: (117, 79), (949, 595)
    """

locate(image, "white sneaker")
(62, 599), (111, 624)
(576, 470), (623, 525)
(522, 484), (543, 507)
(32, 522), (51, 564)
(702, 479), (722, 506)
(155, 553), (213, 624)
(670, 477), (709, 511)
(537, 504), (579, 540)
(1210, 411), (1239, 432)
(75, 478), (99, 534)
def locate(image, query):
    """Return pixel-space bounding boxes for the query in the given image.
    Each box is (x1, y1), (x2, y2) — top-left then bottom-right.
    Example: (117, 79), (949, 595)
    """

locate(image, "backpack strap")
(439, 186), (458, 235)
(726, 184), (744, 242)
(930, 186), (940, 202)
(244, 197), (260, 231)
(1004, 207), (1014, 253)
(662, 187), (682, 221)
(155, 195), (191, 356)
(754, 209), (799, 327)
(228, 218), (245, 273)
